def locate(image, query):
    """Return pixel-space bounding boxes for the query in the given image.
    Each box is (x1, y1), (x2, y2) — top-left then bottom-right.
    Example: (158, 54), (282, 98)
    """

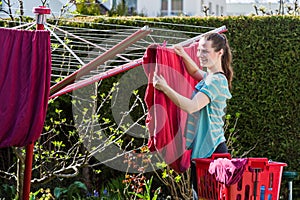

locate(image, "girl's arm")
(153, 74), (210, 114)
(174, 45), (205, 81)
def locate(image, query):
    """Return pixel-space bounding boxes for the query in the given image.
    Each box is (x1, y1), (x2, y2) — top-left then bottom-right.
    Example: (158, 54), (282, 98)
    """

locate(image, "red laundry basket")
(193, 154), (287, 200)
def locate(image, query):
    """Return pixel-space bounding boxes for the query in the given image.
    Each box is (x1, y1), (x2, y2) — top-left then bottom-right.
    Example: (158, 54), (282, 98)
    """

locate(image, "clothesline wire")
(10, 22), (34, 29)
(46, 24), (150, 59)
(51, 56), (135, 67)
(53, 34), (180, 48)
(50, 34), (151, 48)
(47, 25), (201, 44)
(45, 24), (85, 65)
(51, 21), (206, 37)
(47, 23), (131, 62)
(51, 51), (143, 59)
(53, 15), (217, 30)
(50, 25), (139, 34)
(49, 33), (190, 50)
(49, 31), (198, 47)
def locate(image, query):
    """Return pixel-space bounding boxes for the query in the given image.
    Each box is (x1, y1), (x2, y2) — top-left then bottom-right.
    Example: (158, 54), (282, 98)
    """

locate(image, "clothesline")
(3, 18), (225, 88)
(46, 25), (191, 47)
(49, 25), (152, 96)
(47, 23), (132, 62)
(44, 23), (195, 85)
(49, 26), (227, 99)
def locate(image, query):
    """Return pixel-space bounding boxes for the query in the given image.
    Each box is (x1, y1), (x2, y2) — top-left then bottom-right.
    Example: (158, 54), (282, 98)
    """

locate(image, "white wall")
(203, 0), (226, 16)
(136, 0), (226, 17)
(102, 0), (113, 10)
(227, 2), (280, 16)
(184, 0), (226, 16)
(137, 0), (161, 17)
(183, 0), (203, 16)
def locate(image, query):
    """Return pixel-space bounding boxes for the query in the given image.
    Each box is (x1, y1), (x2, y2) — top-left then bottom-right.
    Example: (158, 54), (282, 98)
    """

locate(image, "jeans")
(192, 142), (228, 200)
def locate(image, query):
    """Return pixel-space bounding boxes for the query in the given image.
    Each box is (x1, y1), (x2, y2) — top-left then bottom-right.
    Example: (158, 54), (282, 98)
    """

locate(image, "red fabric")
(143, 43), (200, 173)
(0, 28), (51, 148)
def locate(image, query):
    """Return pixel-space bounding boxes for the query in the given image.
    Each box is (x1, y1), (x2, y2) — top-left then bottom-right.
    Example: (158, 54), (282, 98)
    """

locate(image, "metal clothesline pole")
(23, 6), (51, 200)
(49, 58), (143, 99)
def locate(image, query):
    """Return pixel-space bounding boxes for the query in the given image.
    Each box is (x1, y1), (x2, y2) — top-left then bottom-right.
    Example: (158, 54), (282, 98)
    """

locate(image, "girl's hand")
(173, 45), (187, 57)
(153, 73), (168, 92)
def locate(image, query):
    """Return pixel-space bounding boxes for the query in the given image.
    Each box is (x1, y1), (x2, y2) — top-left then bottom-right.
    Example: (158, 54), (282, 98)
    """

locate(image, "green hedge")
(0, 16), (299, 171)
(224, 16), (300, 171)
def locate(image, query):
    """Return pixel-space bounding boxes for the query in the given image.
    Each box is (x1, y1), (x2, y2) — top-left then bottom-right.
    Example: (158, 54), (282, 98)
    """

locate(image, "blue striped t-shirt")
(185, 72), (232, 159)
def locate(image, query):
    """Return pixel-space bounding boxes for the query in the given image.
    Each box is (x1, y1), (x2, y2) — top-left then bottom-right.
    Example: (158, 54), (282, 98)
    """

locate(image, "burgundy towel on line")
(143, 43), (200, 173)
(0, 28), (51, 148)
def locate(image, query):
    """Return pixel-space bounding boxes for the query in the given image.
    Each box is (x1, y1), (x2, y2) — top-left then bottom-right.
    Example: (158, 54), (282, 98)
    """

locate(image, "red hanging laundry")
(0, 28), (51, 148)
(143, 43), (200, 173)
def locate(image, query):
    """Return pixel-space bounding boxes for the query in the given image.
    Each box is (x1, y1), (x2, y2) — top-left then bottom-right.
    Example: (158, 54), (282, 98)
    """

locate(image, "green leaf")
(174, 175), (181, 183)
(54, 187), (67, 198)
(162, 169), (168, 178)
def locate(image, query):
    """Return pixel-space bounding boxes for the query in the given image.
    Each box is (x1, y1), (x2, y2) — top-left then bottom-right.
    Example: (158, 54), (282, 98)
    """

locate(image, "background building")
(227, 2), (282, 16)
(0, 0), (293, 18)
(136, 0), (226, 16)
(101, 0), (226, 16)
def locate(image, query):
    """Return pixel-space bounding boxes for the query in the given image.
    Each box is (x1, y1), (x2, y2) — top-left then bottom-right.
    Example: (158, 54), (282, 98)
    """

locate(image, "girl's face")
(197, 39), (222, 69)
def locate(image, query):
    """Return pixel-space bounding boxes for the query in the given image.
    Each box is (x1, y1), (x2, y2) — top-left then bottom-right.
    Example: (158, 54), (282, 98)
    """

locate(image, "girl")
(153, 32), (233, 199)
